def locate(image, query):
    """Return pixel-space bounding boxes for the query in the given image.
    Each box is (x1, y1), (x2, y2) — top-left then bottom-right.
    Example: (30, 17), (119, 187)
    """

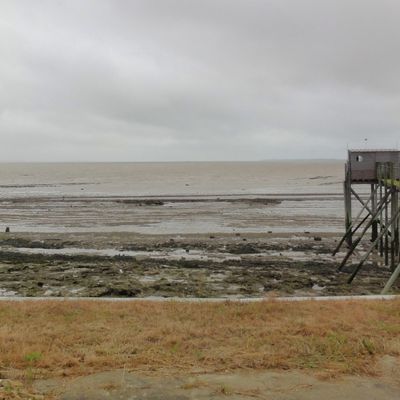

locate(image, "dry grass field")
(0, 299), (399, 385)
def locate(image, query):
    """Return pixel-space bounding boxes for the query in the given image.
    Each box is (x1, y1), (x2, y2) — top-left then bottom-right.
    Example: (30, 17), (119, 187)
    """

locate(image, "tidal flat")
(0, 231), (396, 298)
(0, 161), (393, 299)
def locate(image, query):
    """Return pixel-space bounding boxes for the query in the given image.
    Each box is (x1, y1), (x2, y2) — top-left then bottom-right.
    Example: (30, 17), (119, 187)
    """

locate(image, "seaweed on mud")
(0, 237), (398, 298)
(169, 259), (208, 269)
(113, 197), (281, 207)
(93, 280), (143, 297)
(121, 240), (213, 252)
(0, 250), (135, 264)
(226, 243), (260, 254)
(120, 239), (334, 255)
(116, 199), (164, 206)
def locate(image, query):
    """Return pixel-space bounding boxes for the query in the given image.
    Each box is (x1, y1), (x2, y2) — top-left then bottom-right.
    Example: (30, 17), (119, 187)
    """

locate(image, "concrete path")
(0, 294), (399, 303)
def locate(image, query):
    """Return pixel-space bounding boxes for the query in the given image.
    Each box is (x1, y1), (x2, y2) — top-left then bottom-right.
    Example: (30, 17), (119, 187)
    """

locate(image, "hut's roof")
(349, 149), (399, 153)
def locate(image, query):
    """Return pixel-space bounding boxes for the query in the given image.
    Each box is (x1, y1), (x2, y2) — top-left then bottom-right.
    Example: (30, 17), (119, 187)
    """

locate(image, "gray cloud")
(1, 0), (400, 161)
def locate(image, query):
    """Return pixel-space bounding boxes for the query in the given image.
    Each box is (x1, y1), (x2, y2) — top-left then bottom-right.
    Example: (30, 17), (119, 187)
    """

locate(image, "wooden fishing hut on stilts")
(333, 149), (400, 293)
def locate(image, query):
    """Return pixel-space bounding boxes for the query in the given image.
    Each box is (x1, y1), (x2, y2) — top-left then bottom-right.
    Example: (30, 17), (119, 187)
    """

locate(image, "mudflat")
(0, 230), (396, 298)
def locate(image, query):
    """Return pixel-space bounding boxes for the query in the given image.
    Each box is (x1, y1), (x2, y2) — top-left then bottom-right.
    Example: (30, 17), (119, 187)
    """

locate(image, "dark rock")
(116, 199), (164, 206)
(99, 280), (142, 297)
(227, 243), (259, 254)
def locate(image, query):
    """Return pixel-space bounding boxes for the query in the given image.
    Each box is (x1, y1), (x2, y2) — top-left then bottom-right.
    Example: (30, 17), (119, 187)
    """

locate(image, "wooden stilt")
(391, 185), (399, 266)
(351, 188), (373, 215)
(332, 214), (370, 257)
(371, 184), (378, 244)
(384, 165), (389, 266)
(337, 152), (400, 291)
(338, 190), (392, 271)
(396, 191), (400, 263)
(333, 185), (377, 256)
(381, 262), (400, 294)
(348, 206), (400, 283)
(379, 176), (384, 257)
(344, 163), (352, 247)
(390, 188), (396, 271)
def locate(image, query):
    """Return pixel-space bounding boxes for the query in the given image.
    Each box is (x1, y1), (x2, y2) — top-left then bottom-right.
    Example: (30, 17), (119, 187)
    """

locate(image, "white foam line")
(0, 295), (398, 302)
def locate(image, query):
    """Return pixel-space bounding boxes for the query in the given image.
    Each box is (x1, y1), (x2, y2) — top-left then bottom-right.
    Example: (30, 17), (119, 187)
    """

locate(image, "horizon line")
(0, 158), (345, 163)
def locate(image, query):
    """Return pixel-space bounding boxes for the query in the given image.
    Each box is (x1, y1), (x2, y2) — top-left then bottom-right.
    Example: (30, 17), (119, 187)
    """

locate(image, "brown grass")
(0, 299), (399, 380)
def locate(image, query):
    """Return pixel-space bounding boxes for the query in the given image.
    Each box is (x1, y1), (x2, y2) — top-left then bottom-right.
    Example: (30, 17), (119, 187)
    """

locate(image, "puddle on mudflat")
(312, 284), (326, 291)
(0, 288), (17, 296)
(1, 246), (340, 263)
(2, 246), (242, 263)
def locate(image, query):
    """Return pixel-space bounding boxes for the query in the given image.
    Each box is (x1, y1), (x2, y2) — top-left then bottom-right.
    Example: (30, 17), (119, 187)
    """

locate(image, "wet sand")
(0, 194), (345, 233)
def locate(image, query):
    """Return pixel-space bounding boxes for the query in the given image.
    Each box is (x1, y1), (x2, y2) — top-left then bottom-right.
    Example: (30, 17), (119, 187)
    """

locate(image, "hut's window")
(356, 155), (363, 162)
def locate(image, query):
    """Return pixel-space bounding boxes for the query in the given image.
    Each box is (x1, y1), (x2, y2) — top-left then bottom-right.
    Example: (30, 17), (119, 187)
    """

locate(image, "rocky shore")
(0, 232), (396, 298)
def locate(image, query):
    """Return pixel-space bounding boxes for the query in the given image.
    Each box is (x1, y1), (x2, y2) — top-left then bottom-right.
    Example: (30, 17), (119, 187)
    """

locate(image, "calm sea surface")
(0, 161), (344, 198)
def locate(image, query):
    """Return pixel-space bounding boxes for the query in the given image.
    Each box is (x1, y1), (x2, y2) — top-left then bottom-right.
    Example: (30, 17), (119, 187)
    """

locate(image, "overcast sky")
(1, 0), (399, 161)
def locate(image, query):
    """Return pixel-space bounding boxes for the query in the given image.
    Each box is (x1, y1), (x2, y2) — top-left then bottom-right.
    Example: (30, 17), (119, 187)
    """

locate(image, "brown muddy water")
(0, 161), (394, 298)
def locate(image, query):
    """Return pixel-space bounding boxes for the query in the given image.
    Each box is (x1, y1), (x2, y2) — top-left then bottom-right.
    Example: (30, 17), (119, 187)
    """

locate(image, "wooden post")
(379, 171), (384, 257)
(338, 189), (392, 271)
(371, 183), (378, 245)
(348, 205), (400, 283)
(381, 262), (400, 294)
(332, 186), (376, 256)
(338, 155), (400, 287)
(394, 188), (400, 262)
(351, 188), (373, 215)
(392, 189), (399, 267)
(390, 187), (397, 271)
(384, 165), (389, 266)
(344, 163), (352, 247)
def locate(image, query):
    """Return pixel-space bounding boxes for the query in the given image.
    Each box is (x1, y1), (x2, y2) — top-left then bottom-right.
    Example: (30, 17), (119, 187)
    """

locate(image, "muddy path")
(0, 232), (396, 298)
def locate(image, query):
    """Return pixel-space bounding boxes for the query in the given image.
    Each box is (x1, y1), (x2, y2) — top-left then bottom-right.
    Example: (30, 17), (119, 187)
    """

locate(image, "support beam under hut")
(334, 149), (400, 293)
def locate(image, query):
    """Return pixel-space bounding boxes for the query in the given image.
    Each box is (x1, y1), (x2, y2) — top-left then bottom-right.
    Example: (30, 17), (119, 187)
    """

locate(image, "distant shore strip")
(0, 294), (398, 302)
